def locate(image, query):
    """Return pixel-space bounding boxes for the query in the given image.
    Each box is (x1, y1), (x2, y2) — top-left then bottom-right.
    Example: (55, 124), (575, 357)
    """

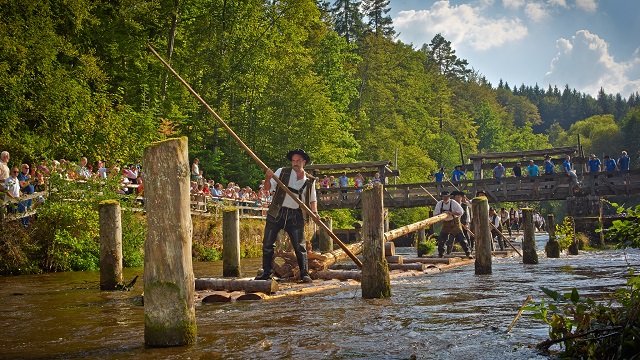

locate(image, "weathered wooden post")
(416, 228), (426, 257)
(473, 196), (492, 275)
(567, 217), (579, 255)
(383, 209), (389, 232)
(318, 216), (333, 252)
(99, 200), (123, 290)
(222, 208), (241, 277)
(567, 196), (604, 248)
(361, 183), (391, 299)
(522, 208), (539, 264)
(545, 214), (560, 258)
(143, 137), (197, 347)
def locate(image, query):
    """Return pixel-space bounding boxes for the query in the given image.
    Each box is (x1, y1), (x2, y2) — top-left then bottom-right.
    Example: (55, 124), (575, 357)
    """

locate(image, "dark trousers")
(439, 231), (470, 256)
(261, 207), (308, 277)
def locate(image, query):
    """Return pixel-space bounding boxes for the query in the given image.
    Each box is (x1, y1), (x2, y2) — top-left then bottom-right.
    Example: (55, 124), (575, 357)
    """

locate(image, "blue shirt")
(493, 165), (505, 178)
(563, 160), (572, 174)
(544, 160), (554, 174)
(434, 172), (445, 182)
(17, 173), (34, 194)
(451, 169), (465, 181)
(338, 175), (349, 187)
(526, 164), (539, 176)
(587, 158), (601, 173)
(618, 155), (630, 171)
(604, 159), (617, 172)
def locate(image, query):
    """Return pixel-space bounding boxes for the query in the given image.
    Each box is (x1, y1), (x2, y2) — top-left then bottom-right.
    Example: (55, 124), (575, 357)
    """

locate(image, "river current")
(1, 235), (638, 359)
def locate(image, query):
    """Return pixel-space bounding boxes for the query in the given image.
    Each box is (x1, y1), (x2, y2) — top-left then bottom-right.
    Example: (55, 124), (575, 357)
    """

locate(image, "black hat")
(286, 148), (310, 163)
(440, 190), (450, 196)
(476, 189), (486, 196)
(451, 190), (465, 197)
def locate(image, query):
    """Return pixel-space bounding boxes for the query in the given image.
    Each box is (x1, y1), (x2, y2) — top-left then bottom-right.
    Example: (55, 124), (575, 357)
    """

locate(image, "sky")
(389, 0), (640, 98)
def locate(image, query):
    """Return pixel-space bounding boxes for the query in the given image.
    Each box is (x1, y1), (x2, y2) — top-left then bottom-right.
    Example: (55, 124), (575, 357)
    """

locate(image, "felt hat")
(440, 190), (450, 196)
(286, 148), (310, 163)
(451, 190), (465, 197)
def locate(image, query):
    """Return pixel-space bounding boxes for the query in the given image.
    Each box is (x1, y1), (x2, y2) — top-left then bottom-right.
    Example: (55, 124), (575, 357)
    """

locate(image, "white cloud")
(394, 0), (528, 51)
(503, 0), (525, 9)
(525, 2), (550, 23)
(544, 30), (640, 96)
(548, 0), (568, 8)
(575, 0), (597, 12)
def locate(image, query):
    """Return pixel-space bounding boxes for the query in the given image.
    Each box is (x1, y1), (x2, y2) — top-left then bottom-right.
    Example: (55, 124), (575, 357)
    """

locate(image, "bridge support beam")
(566, 196), (604, 249)
(361, 183), (391, 299)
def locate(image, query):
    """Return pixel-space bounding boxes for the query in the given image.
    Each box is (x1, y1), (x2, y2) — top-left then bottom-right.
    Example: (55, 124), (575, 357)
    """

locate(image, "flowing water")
(1, 235), (638, 360)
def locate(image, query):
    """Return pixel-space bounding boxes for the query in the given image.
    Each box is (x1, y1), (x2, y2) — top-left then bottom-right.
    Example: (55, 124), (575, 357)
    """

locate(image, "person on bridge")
(512, 162), (522, 177)
(587, 154), (601, 173)
(493, 163), (505, 184)
(255, 148), (318, 283)
(451, 165), (466, 182)
(618, 151), (630, 171)
(434, 191), (472, 258)
(338, 171), (349, 200)
(563, 155), (579, 185)
(526, 160), (540, 177)
(544, 155), (555, 174)
(434, 168), (445, 184)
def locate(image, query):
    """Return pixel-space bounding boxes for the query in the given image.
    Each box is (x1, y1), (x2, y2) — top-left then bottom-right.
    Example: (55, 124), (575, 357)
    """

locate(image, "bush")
(417, 236), (437, 257)
(554, 216), (575, 251)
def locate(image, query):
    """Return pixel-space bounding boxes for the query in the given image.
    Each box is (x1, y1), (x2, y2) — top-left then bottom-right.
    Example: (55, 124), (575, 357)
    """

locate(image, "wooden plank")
(468, 146), (578, 160)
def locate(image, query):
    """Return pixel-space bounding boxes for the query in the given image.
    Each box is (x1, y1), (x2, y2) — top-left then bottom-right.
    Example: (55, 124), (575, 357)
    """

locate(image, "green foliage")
(322, 209), (358, 229)
(604, 202), (640, 249)
(554, 217), (575, 251)
(417, 236), (437, 257)
(121, 210), (146, 268)
(525, 280), (640, 359)
(192, 242), (222, 262)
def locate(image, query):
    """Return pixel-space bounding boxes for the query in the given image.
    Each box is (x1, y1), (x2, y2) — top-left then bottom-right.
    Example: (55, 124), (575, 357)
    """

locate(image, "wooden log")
(143, 137), (196, 347)
(522, 208), (539, 264)
(195, 278), (279, 294)
(473, 196), (492, 275)
(383, 213), (450, 241)
(222, 208), (241, 277)
(202, 294), (233, 303)
(236, 293), (266, 301)
(404, 257), (453, 265)
(385, 255), (403, 264)
(318, 217), (333, 252)
(388, 263), (425, 271)
(99, 200), (123, 291)
(314, 269), (362, 281)
(361, 183), (391, 299)
(545, 214), (560, 258)
(384, 242), (395, 256)
(311, 242), (365, 271)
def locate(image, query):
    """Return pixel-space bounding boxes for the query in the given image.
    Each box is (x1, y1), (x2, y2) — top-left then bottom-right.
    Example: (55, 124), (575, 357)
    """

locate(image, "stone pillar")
(318, 217), (333, 252)
(361, 183), (391, 299)
(545, 214), (560, 258)
(416, 228), (426, 257)
(143, 137), (196, 347)
(99, 200), (123, 290)
(566, 196), (603, 248)
(223, 208), (241, 277)
(522, 208), (539, 264)
(472, 196), (492, 275)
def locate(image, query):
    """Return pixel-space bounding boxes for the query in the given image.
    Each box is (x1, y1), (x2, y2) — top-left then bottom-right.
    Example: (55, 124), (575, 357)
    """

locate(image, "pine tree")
(331, 0), (365, 43)
(362, 0), (394, 37)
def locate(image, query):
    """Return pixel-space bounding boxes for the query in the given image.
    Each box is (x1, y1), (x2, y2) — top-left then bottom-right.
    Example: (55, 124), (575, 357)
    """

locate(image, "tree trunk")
(195, 278), (278, 294)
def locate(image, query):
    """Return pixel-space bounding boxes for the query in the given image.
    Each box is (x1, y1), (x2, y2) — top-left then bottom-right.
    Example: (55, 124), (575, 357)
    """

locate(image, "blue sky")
(389, 0), (640, 98)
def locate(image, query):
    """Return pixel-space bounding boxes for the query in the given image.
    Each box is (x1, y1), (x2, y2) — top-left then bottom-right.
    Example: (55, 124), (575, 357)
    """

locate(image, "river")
(1, 235), (638, 359)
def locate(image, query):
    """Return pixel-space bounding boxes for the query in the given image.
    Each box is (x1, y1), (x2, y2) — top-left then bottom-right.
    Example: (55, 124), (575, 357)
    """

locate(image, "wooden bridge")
(316, 169), (640, 210)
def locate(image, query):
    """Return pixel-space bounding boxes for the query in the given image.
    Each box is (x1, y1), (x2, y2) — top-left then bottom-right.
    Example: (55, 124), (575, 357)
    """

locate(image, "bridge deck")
(317, 169), (640, 210)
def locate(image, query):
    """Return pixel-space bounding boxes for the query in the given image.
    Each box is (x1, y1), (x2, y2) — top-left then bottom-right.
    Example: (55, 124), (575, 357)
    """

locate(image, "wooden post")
(383, 208), (389, 232)
(222, 208), (241, 277)
(472, 196), (492, 275)
(143, 137), (196, 347)
(361, 183), (391, 299)
(473, 159), (483, 180)
(99, 200), (123, 290)
(318, 216), (333, 252)
(545, 214), (560, 258)
(568, 217), (579, 255)
(522, 208), (539, 264)
(416, 228), (426, 257)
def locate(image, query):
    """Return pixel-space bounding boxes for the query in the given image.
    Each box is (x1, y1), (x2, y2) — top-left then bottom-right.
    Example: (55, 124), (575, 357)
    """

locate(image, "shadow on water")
(1, 234), (638, 359)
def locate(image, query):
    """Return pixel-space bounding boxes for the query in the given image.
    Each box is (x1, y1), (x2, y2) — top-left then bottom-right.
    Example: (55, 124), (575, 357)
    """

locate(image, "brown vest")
(267, 168), (315, 221)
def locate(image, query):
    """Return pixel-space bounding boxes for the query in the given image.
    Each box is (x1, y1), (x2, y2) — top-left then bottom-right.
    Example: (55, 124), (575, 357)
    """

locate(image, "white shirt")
(434, 199), (463, 216)
(491, 214), (501, 228)
(4, 176), (20, 198)
(270, 168), (317, 209)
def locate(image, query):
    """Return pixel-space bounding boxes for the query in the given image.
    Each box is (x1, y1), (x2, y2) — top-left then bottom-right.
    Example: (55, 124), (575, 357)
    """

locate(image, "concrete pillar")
(361, 183), (391, 299)
(99, 200), (123, 290)
(222, 208), (241, 277)
(545, 214), (560, 258)
(472, 196), (492, 275)
(318, 217), (333, 252)
(522, 208), (539, 264)
(143, 137), (196, 347)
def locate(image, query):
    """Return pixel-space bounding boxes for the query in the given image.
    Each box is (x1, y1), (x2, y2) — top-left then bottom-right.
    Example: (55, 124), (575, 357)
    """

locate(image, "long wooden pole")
(383, 213), (450, 241)
(147, 44), (362, 268)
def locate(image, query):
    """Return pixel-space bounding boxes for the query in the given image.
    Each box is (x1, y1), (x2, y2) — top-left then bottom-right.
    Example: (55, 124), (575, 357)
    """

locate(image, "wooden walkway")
(317, 169), (640, 210)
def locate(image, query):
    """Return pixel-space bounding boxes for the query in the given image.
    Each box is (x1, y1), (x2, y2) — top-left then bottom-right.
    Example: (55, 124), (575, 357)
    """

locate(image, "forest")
(2, 0), (639, 188)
